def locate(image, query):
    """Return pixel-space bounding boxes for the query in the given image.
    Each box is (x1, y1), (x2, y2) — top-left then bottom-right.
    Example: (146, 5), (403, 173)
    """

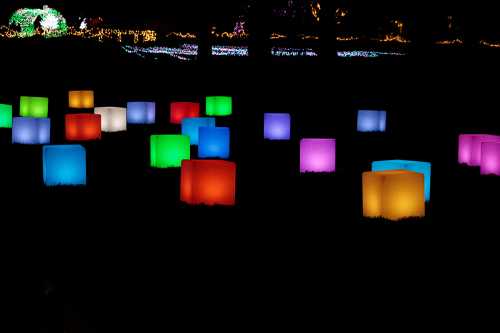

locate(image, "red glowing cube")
(170, 102), (200, 124)
(181, 160), (236, 206)
(65, 114), (102, 141)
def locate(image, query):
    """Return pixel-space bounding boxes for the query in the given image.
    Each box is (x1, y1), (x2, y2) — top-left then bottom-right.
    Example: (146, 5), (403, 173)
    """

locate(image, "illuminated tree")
(8, 6), (68, 38)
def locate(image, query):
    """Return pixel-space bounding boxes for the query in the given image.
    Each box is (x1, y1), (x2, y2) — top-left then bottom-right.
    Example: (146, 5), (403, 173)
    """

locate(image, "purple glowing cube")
(264, 113), (291, 140)
(357, 110), (387, 133)
(459, 134), (500, 166)
(480, 141), (500, 176)
(300, 139), (336, 173)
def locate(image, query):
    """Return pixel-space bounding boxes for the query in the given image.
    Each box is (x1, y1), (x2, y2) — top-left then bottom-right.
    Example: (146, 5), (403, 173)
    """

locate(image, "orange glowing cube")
(68, 91), (95, 109)
(65, 114), (102, 141)
(181, 160), (236, 206)
(362, 170), (425, 221)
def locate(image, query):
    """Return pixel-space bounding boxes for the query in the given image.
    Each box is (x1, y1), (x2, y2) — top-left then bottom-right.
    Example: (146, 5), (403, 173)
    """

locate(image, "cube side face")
(458, 134), (473, 165)
(362, 172), (384, 218)
(12, 117), (36, 144)
(170, 102), (200, 124)
(480, 142), (500, 176)
(191, 160), (236, 206)
(0, 104), (13, 128)
(378, 111), (387, 132)
(198, 127), (231, 159)
(38, 118), (51, 144)
(206, 97), (232, 116)
(20, 96), (49, 118)
(43, 145), (86, 186)
(381, 172), (425, 221)
(264, 113), (291, 140)
(180, 160), (195, 204)
(300, 139), (336, 173)
(181, 118), (216, 146)
(69, 91), (94, 109)
(150, 135), (190, 168)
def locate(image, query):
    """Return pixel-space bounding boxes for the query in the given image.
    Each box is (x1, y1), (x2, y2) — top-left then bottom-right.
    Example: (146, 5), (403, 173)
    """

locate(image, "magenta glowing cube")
(300, 139), (336, 173)
(480, 142), (500, 176)
(459, 134), (500, 166)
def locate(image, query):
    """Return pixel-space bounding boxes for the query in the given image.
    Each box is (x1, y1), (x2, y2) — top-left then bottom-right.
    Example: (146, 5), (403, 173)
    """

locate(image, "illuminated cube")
(300, 139), (336, 173)
(150, 135), (190, 168)
(458, 134), (500, 166)
(20, 96), (49, 118)
(127, 102), (156, 124)
(357, 110), (387, 132)
(68, 90), (94, 109)
(372, 160), (432, 202)
(181, 117), (216, 145)
(94, 107), (127, 132)
(181, 160), (236, 206)
(170, 102), (200, 124)
(0, 104), (13, 128)
(43, 145), (86, 186)
(206, 96), (232, 116)
(12, 117), (51, 145)
(480, 142), (500, 176)
(363, 170), (425, 221)
(65, 114), (102, 141)
(198, 127), (230, 159)
(264, 113), (291, 140)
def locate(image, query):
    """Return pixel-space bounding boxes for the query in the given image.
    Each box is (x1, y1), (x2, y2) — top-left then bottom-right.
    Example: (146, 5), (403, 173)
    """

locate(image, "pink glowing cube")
(480, 142), (500, 176)
(459, 134), (500, 166)
(300, 139), (336, 173)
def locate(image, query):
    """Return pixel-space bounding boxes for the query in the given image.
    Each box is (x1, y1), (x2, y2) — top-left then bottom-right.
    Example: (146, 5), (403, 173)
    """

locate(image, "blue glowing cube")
(12, 117), (51, 145)
(198, 127), (230, 159)
(264, 113), (291, 140)
(127, 102), (156, 124)
(372, 160), (431, 202)
(182, 117), (216, 145)
(43, 145), (87, 186)
(357, 110), (387, 133)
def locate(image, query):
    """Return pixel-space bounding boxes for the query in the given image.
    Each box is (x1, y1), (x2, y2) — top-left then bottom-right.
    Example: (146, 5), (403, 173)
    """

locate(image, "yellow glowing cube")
(69, 91), (94, 109)
(362, 170), (425, 221)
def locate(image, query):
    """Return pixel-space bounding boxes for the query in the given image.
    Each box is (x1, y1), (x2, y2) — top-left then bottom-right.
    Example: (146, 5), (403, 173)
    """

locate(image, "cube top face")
(181, 159), (237, 206)
(181, 117), (216, 145)
(357, 110), (387, 133)
(0, 104), (13, 128)
(65, 114), (102, 141)
(43, 145), (87, 186)
(12, 117), (51, 145)
(94, 107), (127, 133)
(480, 141), (500, 176)
(20, 96), (49, 118)
(300, 139), (336, 173)
(264, 113), (291, 140)
(459, 134), (500, 166)
(170, 102), (200, 124)
(198, 127), (231, 159)
(127, 102), (156, 124)
(206, 96), (232, 116)
(68, 90), (94, 109)
(363, 170), (425, 221)
(150, 135), (191, 168)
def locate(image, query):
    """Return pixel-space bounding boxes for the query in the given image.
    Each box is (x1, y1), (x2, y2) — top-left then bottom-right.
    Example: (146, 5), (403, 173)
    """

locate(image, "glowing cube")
(181, 160), (236, 206)
(68, 90), (94, 109)
(127, 102), (156, 124)
(94, 107), (127, 132)
(65, 114), (102, 141)
(198, 127), (230, 159)
(20, 96), (49, 118)
(372, 160), (432, 202)
(363, 170), (425, 221)
(480, 142), (500, 176)
(12, 117), (50, 144)
(459, 134), (500, 166)
(150, 135), (190, 168)
(0, 104), (13, 128)
(264, 113), (291, 140)
(181, 117), (216, 145)
(170, 102), (200, 124)
(300, 139), (336, 173)
(43, 145), (86, 186)
(357, 110), (387, 132)
(206, 96), (232, 116)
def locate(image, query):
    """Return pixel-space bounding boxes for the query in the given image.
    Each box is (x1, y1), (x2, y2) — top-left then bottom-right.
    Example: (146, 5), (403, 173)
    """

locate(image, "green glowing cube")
(150, 135), (190, 168)
(20, 96), (49, 118)
(206, 96), (232, 116)
(0, 104), (13, 128)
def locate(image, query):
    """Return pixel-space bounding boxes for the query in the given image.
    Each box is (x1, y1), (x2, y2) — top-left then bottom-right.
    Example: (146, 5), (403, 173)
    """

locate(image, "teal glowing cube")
(43, 145), (86, 186)
(0, 104), (13, 128)
(150, 135), (190, 168)
(372, 160), (432, 202)
(198, 127), (230, 159)
(20, 96), (49, 118)
(182, 117), (216, 145)
(206, 96), (232, 116)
